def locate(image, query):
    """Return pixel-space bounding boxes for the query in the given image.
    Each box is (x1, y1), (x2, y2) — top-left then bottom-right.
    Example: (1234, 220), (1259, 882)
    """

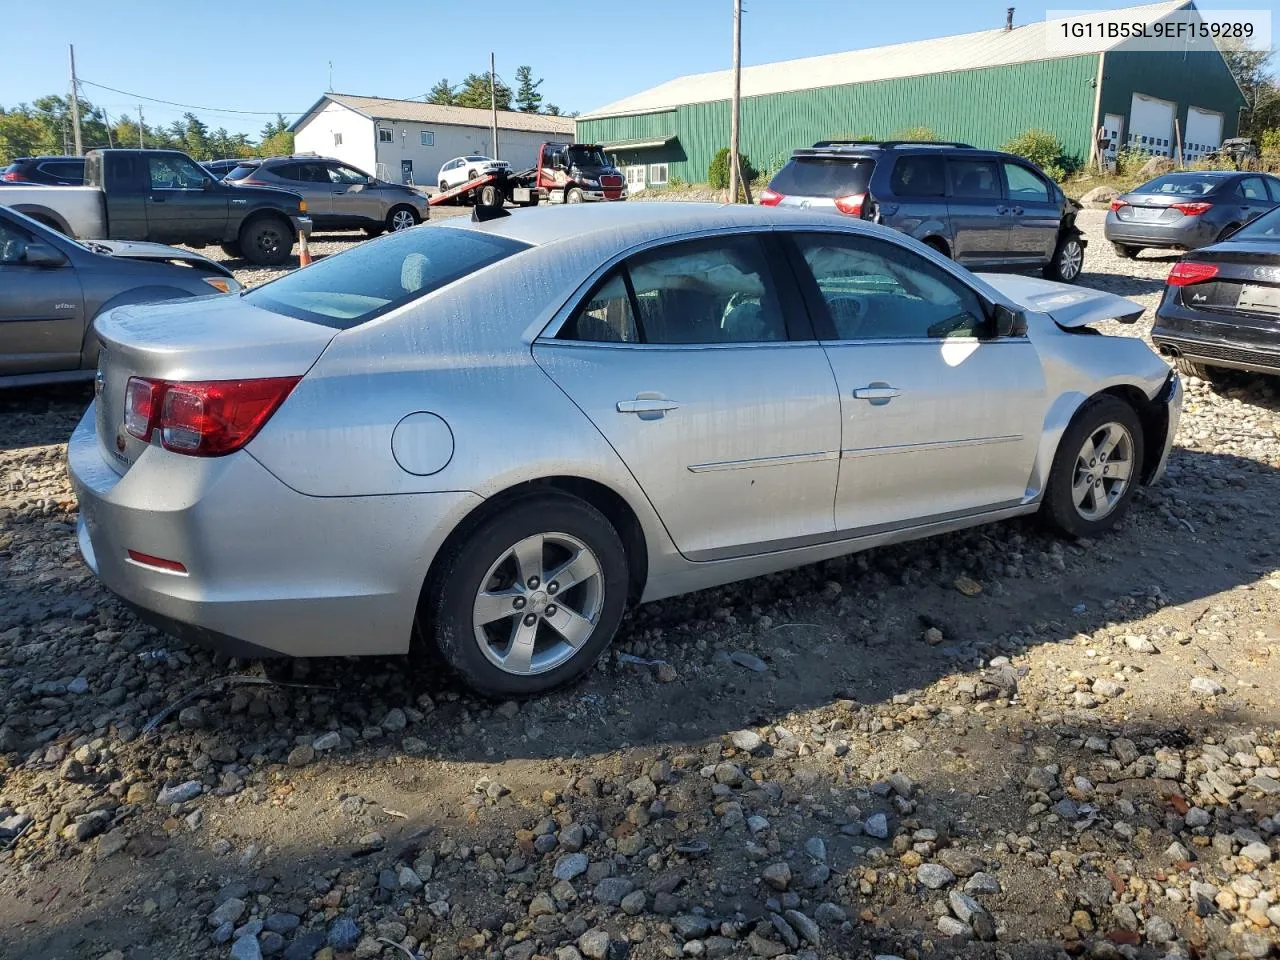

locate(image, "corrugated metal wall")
(579, 55), (1100, 183)
(1099, 49), (1246, 150)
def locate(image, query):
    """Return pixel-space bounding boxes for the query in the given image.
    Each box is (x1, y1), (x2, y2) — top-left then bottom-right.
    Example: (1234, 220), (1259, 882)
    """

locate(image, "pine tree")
(428, 78), (456, 106)
(455, 73), (512, 111)
(514, 66), (543, 113)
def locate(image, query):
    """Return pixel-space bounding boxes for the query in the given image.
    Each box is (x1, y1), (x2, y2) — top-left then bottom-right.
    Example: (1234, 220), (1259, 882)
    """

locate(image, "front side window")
(245, 226), (530, 329)
(890, 155), (945, 197)
(379, 129), (394, 143)
(0, 220), (33, 264)
(793, 233), (987, 341)
(948, 159), (1001, 199)
(329, 164), (370, 184)
(561, 235), (787, 345)
(1003, 162), (1050, 202)
(148, 155), (209, 191)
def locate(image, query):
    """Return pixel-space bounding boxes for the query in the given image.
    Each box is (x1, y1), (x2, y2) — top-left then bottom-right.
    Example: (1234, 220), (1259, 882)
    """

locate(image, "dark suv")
(1, 156), (85, 185)
(761, 141), (1086, 283)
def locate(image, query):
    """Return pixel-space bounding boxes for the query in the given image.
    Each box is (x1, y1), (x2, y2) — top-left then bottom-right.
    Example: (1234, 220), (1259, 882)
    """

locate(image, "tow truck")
(428, 168), (541, 209)
(428, 141), (628, 209)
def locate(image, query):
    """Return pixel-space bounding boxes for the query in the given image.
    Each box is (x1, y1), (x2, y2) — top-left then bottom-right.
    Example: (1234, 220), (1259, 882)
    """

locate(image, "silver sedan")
(68, 203), (1182, 697)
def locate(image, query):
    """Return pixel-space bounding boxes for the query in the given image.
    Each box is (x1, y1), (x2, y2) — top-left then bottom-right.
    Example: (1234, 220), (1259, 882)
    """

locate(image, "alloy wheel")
(472, 532), (605, 676)
(1059, 239), (1083, 280)
(391, 210), (417, 231)
(1071, 421), (1134, 521)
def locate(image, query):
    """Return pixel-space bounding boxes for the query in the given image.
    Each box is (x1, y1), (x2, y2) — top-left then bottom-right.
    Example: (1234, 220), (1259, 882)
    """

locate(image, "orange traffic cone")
(298, 231), (312, 267)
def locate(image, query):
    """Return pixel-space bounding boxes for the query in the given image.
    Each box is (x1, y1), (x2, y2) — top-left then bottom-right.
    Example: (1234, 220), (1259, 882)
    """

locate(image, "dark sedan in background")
(1152, 205), (1280, 383)
(0, 204), (239, 388)
(1106, 171), (1280, 258)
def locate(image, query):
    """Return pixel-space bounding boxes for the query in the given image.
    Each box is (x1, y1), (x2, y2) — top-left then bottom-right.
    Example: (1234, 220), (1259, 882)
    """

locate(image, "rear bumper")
(1151, 331), (1280, 376)
(68, 403), (481, 658)
(1103, 212), (1213, 249)
(1153, 296), (1280, 376)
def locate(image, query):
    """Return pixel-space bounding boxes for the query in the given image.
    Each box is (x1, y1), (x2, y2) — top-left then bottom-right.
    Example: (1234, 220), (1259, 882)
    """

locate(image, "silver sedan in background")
(68, 203), (1181, 697)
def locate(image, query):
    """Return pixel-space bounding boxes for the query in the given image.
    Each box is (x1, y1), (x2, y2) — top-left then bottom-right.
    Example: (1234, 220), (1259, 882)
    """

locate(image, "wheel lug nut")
(527, 577), (540, 589)
(513, 597), (526, 610)
(523, 614), (537, 626)
(547, 582), (559, 595)
(546, 605), (557, 617)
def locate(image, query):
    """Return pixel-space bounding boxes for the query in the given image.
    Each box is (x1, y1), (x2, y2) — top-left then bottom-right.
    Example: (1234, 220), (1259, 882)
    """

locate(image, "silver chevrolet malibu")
(68, 202), (1182, 697)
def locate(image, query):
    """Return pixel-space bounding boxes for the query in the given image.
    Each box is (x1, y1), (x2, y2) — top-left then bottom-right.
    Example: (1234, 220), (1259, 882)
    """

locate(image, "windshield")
(769, 157), (874, 198)
(244, 225), (531, 329)
(1232, 206), (1280, 240)
(568, 146), (610, 168)
(1132, 174), (1226, 197)
(465, 156), (490, 163)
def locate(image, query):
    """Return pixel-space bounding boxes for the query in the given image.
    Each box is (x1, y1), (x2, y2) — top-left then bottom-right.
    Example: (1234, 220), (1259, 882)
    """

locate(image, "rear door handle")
(852, 385), (901, 402)
(617, 398), (680, 415)
(1011, 206), (1024, 215)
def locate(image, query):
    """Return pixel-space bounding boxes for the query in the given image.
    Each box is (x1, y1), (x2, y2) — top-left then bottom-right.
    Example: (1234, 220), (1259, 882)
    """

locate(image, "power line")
(77, 78), (303, 116)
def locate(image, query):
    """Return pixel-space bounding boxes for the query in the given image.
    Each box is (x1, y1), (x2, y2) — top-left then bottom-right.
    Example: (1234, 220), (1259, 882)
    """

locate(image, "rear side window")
(40, 161), (83, 182)
(245, 226), (531, 329)
(769, 157), (873, 198)
(890, 156), (946, 197)
(104, 155), (140, 192)
(948, 159), (1001, 199)
(225, 164), (259, 181)
(269, 162), (301, 181)
(1238, 177), (1269, 201)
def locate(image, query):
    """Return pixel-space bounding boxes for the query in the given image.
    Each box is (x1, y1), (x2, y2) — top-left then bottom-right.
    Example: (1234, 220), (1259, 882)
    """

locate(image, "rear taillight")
(0, 171), (22, 181)
(834, 193), (865, 217)
(123, 376), (300, 456)
(1167, 261), (1219, 287)
(1172, 201), (1212, 216)
(1109, 198), (1127, 212)
(759, 188), (783, 207)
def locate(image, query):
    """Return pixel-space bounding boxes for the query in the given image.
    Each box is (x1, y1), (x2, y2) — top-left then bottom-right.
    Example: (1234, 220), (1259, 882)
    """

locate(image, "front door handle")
(617, 398), (680, 415)
(1011, 206), (1024, 215)
(149, 196), (166, 203)
(853, 385), (901, 404)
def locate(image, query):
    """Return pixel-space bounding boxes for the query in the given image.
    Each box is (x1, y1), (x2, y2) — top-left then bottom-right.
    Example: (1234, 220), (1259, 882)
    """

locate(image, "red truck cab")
(537, 143), (627, 203)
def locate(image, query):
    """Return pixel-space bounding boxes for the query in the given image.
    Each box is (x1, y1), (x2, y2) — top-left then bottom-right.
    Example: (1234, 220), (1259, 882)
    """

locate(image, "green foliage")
(545, 104), (562, 116)
(668, 174), (686, 189)
(454, 73), (513, 111)
(260, 114), (290, 141)
(1001, 128), (1071, 182)
(258, 131), (294, 159)
(708, 147), (756, 190)
(428, 78), (456, 106)
(1114, 147), (1148, 176)
(891, 126), (939, 141)
(0, 108), (52, 160)
(514, 66), (543, 114)
(1261, 128), (1280, 154)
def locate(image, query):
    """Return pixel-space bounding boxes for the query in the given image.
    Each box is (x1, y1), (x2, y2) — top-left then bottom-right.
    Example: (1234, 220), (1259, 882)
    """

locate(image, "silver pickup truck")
(0, 183), (105, 237)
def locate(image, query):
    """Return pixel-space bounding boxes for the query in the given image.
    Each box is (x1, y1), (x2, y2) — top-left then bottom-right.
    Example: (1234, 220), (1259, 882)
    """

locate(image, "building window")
(378, 129), (393, 143)
(648, 163), (669, 186)
(420, 131), (434, 147)
(333, 133), (343, 147)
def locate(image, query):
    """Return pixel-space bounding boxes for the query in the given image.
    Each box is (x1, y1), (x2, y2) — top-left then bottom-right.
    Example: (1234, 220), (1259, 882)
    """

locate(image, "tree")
(455, 73), (512, 111)
(0, 107), (54, 163)
(1218, 43), (1278, 136)
(258, 130), (294, 158)
(545, 104), (562, 116)
(181, 112), (212, 159)
(428, 78), (456, 106)
(514, 66), (543, 113)
(260, 113), (290, 141)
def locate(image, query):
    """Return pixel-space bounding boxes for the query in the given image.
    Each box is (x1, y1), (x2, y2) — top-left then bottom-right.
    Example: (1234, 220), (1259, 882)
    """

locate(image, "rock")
(178, 705), (205, 729)
(157, 781), (202, 806)
(730, 729), (764, 752)
(1241, 933), (1274, 958)
(555, 852), (590, 881)
(784, 910), (820, 947)
(282, 932), (325, 960)
(1145, 916), (1176, 943)
(312, 731), (341, 751)
(327, 917), (361, 951)
(209, 899), (247, 928)
(67, 677), (89, 695)
(938, 915), (972, 937)
(264, 914), (300, 935)
(674, 915), (712, 939)
(286, 745), (314, 767)
(746, 932), (785, 958)
(936, 848), (983, 877)
(528, 892), (556, 917)
(1241, 841), (1273, 864)
(230, 937), (263, 960)
(864, 813), (889, 839)
(730, 651), (768, 673)
(560, 823), (586, 852)
(1185, 807), (1211, 828)
(1093, 678), (1125, 698)
(627, 775), (657, 801)
(1248, 775), (1280, 795)
(578, 929), (611, 960)
(916, 863), (956, 889)
(1081, 185), (1119, 206)
(621, 890), (646, 915)
(1125, 635), (1156, 653)
(259, 932), (284, 956)
(769, 913), (798, 950)
(762, 862), (791, 890)
(593, 877), (635, 904)
(1138, 156), (1176, 177)
(803, 836), (827, 862)
(815, 902), (846, 926)
(971, 911), (997, 941)
(1190, 677), (1226, 697)
(965, 873), (1001, 895)
(380, 708), (407, 732)
(953, 576), (983, 596)
(949, 891), (982, 923)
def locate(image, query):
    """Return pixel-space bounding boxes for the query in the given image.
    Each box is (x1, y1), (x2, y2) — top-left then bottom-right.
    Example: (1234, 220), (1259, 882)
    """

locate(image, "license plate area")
(1131, 206), (1165, 222)
(1238, 284), (1280, 313)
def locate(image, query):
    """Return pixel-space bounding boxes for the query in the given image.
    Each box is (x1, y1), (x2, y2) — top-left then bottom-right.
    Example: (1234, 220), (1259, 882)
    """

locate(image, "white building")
(290, 93), (575, 186)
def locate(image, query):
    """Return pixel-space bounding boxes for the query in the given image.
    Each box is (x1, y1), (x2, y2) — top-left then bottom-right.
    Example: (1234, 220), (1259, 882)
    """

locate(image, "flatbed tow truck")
(429, 142), (629, 209)
(428, 169), (540, 209)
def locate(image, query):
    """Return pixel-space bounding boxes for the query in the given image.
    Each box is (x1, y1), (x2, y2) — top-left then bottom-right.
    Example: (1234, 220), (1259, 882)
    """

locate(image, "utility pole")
(728, 0), (742, 203)
(68, 44), (83, 156)
(102, 107), (114, 148)
(137, 106), (145, 148)
(490, 52), (500, 160)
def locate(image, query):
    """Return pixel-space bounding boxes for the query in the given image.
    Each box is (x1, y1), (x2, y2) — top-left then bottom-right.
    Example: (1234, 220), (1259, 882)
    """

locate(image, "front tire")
(238, 216), (292, 267)
(479, 184), (502, 207)
(565, 187), (585, 204)
(1041, 395), (1144, 539)
(1111, 242), (1139, 259)
(425, 495), (629, 698)
(387, 206), (420, 232)
(1043, 233), (1085, 282)
(220, 241), (243, 259)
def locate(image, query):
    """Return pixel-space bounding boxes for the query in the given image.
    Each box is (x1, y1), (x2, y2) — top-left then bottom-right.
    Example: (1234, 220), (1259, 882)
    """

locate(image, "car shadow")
(0, 383), (90, 453)
(1075, 271), (1167, 298)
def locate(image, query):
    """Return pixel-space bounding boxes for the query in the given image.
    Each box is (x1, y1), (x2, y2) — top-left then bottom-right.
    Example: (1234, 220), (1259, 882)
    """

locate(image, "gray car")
(763, 141), (1087, 282)
(0, 204), (239, 388)
(1105, 171), (1280, 258)
(229, 156), (430, 235)
(69, 203), (1179, 698)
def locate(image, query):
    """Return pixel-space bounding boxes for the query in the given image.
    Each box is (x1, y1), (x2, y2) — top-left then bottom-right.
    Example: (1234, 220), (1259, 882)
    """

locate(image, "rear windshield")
(1232, 206), (1280, 240)
(244, 225), (531, 329)
(769, 157), (874, 198)
(1132, 174), (1226, 197)
(225, 164), (259, 181)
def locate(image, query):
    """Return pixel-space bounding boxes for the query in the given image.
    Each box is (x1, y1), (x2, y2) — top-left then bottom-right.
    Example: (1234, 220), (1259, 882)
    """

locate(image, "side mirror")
(24, 243), (67, 268)
(202, 178), (216, 190)
(990, 302), (1027, 338)
(367, 176), (377, 185)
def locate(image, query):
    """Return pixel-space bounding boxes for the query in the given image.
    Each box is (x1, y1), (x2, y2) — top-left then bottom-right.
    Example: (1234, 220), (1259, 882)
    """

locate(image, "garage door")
(1183, 107), (1223, 163)
(1128, 93), (1175, 158)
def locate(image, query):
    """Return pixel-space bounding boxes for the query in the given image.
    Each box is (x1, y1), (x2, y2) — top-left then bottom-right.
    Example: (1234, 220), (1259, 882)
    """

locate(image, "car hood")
(88, 239), (234, 277)
(225, 183), (305, 207)
(978, 274), (1144, 327)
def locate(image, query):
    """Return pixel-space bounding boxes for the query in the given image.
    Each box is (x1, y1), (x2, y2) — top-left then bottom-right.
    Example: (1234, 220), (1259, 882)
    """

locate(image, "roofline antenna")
(1006, 7), (1014, 31)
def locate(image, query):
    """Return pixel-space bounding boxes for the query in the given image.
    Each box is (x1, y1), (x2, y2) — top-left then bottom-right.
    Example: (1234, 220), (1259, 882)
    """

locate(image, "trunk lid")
(93, 296), (338, 473)
(978, 273), (1145, 327)
(1173, 243), (1280, 318)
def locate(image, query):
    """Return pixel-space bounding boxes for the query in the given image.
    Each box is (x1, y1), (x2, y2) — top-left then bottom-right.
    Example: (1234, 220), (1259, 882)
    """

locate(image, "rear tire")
(566, 187), (585, 204)
(220, 241), (243, 259)
(364, 226), (385, 238)
(238, 216), (292, 267)
(1043, 233), (1085, 282)
(479, 184), (502, 207)
(1174, 357), (1228, 383)
(424, 494), (629, 698)
(1041, 395), (1144, 539)
(387, 206), (420, 232)
(1111, 242), (1139, 259)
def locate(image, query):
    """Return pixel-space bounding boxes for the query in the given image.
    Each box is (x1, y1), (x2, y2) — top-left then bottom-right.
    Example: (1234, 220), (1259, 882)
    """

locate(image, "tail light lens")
(834, 193), (865, 217)
(759, 188), (783, 207)
(0, 171), (25, 182)
(123, 376), (300, 456)
(1167, 261), (1219, 286)
(1172, 201), (1212, 216)
(1109, 199), (1127, 212)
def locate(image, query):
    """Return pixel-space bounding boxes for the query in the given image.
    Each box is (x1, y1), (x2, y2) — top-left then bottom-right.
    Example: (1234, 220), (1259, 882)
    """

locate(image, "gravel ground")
(2, 210), (1280, 960)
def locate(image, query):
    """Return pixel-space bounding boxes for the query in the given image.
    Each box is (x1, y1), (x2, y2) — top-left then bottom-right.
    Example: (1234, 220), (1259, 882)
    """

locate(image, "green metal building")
(576, 0), (1245, 191)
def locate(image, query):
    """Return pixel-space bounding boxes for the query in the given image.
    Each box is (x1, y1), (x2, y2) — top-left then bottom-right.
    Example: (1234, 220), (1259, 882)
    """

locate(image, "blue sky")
(5, 0), (1273, 138)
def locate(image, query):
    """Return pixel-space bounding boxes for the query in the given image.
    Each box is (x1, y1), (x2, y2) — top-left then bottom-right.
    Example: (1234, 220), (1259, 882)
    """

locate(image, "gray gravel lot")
(2, 208), (1280, 960)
